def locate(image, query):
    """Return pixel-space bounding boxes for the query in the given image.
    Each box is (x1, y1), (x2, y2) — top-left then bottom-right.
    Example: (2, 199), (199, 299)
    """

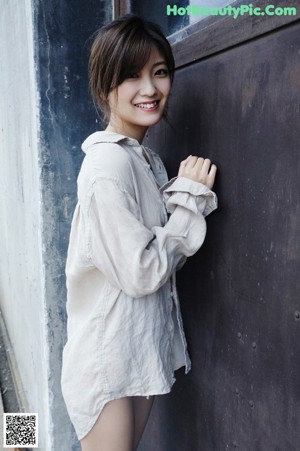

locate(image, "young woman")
(61, 14), (218, 451)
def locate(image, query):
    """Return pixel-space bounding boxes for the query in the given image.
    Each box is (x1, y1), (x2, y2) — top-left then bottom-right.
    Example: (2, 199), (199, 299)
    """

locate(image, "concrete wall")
(0, 0), (112, 449)
(0, 0), (50, 449)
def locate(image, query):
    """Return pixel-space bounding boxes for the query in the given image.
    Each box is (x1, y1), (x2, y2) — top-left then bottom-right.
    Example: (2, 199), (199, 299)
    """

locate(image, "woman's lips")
(134, 100), (160, 111)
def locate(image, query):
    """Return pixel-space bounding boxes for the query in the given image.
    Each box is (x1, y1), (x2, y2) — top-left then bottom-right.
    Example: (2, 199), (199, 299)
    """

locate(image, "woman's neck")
(105, 123), (148, 144)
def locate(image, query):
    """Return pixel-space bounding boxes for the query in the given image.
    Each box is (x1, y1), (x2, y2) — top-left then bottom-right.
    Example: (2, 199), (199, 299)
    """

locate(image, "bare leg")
(133, 396), (154, 450)
(80, 397), (135, 451)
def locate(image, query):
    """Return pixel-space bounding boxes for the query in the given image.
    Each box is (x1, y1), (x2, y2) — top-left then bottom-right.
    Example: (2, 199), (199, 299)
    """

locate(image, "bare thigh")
(80, 397), (135, 451)
(133, 396), (154, 449)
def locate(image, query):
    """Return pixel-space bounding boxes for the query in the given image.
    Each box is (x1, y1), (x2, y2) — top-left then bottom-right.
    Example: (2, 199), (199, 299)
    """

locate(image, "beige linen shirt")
(61, 131), (217, 440)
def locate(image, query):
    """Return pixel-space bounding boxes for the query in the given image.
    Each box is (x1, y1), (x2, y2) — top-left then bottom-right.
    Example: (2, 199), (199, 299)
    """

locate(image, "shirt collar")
(81, 131), (141, 154)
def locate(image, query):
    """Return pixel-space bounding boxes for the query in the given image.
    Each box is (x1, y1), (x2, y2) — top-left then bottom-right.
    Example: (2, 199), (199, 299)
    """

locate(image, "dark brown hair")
(89, 14), (175, 122)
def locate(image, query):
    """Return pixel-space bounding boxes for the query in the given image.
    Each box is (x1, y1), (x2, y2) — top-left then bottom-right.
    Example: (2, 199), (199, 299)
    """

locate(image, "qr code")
(3, 413), (38, 448)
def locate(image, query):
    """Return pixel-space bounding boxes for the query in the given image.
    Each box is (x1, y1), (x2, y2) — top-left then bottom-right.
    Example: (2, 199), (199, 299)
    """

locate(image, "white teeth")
(135, 101), (158, 109)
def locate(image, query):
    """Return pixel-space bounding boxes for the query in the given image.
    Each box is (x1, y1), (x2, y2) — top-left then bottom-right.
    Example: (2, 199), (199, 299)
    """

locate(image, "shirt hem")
(76, 383), (175, 441)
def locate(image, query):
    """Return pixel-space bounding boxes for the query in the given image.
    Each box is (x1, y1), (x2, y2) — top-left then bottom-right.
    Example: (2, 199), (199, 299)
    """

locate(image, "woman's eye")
(155, 68), (169, 77)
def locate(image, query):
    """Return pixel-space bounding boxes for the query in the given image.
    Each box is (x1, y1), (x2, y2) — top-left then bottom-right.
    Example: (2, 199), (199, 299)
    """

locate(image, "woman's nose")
(139, 76), (157, 96)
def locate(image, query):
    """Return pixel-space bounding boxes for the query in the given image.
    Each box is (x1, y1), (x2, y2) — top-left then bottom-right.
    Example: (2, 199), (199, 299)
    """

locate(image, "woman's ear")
(98, 91), (106, 102)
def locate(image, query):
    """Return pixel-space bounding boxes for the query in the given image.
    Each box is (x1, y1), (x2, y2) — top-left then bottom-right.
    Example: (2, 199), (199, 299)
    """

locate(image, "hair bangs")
(115, 31), (154, 87)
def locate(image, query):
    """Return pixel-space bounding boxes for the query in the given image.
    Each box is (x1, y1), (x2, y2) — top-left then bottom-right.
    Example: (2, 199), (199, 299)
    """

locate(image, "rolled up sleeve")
(161, 176), (218, 217)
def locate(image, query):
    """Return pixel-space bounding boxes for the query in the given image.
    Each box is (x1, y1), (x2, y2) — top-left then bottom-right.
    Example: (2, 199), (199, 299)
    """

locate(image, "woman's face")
(106, 45), (172, 143)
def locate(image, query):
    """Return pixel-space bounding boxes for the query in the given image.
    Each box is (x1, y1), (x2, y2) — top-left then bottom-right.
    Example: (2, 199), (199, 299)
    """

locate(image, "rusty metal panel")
(140, 20), (300, 451)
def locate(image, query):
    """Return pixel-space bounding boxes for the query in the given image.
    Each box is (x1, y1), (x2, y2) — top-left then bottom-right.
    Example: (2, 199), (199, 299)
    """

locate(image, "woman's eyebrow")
(153, 60), (168, 67)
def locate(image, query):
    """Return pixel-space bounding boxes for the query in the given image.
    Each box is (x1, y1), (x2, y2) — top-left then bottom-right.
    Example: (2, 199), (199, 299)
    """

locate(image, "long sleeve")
(87, 175), (217, 298)
(162, 176), (218, 217)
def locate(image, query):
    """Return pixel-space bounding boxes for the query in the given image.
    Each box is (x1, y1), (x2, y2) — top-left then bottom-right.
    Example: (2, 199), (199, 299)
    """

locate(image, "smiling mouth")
(134, 100), (160, 110)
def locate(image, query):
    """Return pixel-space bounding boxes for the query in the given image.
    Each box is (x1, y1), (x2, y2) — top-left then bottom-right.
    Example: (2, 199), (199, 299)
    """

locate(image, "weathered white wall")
(1, 0), (113, 448)
(0, 1), (51, 449)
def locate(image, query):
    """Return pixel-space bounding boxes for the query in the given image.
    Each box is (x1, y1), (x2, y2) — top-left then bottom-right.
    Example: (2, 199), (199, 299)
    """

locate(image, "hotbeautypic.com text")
(166, 4), (297, 19)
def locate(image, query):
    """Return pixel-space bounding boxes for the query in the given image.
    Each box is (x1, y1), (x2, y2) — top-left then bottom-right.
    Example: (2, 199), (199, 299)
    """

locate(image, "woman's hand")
(178, 155), (217, 190)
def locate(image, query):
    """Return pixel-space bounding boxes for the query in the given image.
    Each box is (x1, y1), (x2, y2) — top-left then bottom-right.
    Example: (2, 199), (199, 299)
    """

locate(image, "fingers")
(209, 163), (217, 177)
(206, 163), (217, 189)
(185, 156), (200, 170)
(178, 156), (199, 176)
(178, 155), (193, 177)
(178, 155), (217, 189)
(201, 158), (211, 173)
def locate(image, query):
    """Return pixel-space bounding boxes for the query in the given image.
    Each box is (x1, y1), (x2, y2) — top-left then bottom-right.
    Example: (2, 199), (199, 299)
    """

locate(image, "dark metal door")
(138, 4), (300, 451)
